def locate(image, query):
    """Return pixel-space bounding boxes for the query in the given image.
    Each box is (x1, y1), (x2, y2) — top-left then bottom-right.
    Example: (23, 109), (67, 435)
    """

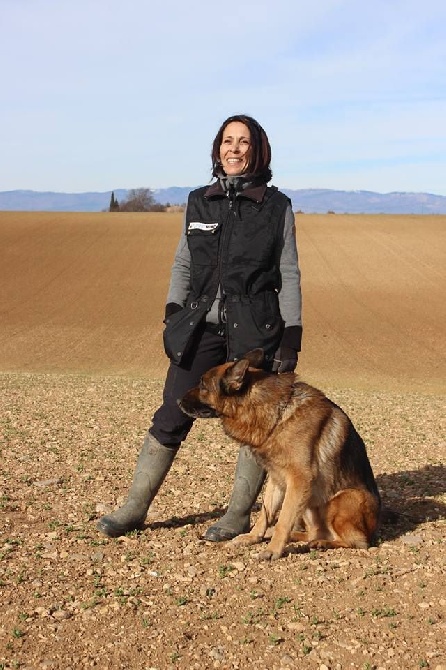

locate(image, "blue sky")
(1, 0), (445, 195)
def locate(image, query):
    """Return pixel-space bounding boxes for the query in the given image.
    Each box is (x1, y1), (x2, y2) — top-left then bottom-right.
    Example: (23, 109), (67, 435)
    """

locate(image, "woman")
(97, 114), (303, 541)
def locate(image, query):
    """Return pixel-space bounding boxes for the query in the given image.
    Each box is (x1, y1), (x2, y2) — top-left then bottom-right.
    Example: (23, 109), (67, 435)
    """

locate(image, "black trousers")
(149, 325), (227, 448)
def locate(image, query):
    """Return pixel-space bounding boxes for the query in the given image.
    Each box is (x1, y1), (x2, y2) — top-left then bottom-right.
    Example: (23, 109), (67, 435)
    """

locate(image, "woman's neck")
(218, 173), (253, 195)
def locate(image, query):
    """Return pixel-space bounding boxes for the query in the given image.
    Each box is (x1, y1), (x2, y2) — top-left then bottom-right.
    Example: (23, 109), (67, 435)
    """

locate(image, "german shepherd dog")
(179, 349), (381, 560)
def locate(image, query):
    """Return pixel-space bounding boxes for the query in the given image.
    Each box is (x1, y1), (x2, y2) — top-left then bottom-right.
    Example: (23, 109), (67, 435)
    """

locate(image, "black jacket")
(163, 181), (293, 366)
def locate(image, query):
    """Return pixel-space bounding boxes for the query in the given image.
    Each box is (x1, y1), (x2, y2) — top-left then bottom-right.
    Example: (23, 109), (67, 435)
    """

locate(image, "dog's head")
(178, 348), (264, 419)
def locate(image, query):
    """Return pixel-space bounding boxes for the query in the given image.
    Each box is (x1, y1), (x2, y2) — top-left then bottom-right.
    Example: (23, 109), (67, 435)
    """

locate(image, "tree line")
(109, 188), (167, 212)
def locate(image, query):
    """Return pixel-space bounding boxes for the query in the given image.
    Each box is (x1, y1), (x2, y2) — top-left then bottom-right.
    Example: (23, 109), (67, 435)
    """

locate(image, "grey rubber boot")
(96, 433), (176, 538)
(204, 445), (266, 542)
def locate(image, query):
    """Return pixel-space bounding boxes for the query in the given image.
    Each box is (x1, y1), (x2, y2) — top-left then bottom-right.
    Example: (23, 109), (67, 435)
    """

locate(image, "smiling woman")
(97, 113), (303, 545)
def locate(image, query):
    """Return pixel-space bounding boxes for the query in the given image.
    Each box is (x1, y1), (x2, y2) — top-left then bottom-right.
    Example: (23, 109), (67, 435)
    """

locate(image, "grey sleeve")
(278, 205), (303, 328)
(166, 212), (191, 306)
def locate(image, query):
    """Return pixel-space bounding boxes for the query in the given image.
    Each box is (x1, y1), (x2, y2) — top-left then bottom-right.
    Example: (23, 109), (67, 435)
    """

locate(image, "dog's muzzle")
(177, 398), (218, 419)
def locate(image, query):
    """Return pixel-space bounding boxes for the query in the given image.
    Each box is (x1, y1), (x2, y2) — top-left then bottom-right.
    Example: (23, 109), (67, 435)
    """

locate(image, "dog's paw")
(231, 533), (260, 547)
(257, 548), (283, 561)
(308, 539), (329, 550)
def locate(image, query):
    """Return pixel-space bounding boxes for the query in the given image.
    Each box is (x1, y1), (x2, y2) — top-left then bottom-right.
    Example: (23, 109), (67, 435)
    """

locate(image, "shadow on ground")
(146, 507), (226, 532)
(377, 463), (446, 541)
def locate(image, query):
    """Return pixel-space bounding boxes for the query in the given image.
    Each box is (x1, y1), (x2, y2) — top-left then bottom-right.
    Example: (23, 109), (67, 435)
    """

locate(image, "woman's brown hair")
(211, 114), (272, 183)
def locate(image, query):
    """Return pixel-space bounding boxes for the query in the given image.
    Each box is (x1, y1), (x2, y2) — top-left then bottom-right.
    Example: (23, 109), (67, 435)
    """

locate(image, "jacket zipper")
(217, 191), (236, 347)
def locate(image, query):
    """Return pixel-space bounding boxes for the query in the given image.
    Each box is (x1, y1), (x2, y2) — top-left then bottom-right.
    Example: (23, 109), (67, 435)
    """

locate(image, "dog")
(179, 349), (381, 560)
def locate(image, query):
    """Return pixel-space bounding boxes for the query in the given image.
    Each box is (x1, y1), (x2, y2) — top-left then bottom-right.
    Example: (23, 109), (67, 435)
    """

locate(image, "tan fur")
(180, 349), (381, 560)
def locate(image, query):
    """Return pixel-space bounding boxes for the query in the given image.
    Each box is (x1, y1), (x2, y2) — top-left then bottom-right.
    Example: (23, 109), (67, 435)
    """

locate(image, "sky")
(1, 0), (445, 195)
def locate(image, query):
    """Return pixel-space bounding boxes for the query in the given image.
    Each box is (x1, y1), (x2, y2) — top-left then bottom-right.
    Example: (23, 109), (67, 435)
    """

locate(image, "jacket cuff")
(165, 302), (183, 320)
(281, 325), (303, 352)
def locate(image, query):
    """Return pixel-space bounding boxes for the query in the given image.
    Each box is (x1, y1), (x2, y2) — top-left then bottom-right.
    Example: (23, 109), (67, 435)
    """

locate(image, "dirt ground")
(0, 212), (445, 669)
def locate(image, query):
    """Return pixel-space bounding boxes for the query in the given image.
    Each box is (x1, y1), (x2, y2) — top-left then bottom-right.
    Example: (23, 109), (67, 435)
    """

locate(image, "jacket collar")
(204, 180), (267, 204)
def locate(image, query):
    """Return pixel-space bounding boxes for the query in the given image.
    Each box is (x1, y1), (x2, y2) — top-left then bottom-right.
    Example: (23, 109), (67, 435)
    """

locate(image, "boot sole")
(203, 527), (242, 542)
(96, 518), (144, 538)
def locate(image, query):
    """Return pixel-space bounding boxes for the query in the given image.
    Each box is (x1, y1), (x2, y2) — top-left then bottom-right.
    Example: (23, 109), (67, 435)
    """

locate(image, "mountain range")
(1, 187), (445, 214)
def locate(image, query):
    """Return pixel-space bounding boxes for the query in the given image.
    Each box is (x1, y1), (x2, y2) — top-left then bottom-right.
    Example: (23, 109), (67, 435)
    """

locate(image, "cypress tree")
(109, 191), (119, 212)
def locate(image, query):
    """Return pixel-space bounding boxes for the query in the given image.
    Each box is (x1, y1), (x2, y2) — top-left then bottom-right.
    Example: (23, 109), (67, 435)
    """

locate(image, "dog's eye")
(199, 378), (210, 394)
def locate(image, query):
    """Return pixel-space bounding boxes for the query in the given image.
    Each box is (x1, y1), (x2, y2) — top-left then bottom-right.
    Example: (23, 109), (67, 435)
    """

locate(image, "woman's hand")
(272, 346), (298, 373)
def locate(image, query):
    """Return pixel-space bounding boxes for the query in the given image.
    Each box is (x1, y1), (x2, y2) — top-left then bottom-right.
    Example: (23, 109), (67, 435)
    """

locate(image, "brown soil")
(0, 212), (445, 669)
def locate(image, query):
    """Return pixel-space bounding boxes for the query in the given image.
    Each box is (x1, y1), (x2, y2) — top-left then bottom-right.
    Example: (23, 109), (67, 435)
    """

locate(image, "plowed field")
(1, 211), (445, 670)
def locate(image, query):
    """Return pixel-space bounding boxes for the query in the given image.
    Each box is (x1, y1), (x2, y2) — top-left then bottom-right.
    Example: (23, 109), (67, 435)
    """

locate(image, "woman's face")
(219, 121), (251, 176)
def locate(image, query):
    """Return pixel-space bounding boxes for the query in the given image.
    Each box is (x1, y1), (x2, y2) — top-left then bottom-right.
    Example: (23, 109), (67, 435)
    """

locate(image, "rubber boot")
(96, 433), (176, 538)
(203, 445), (266, 542)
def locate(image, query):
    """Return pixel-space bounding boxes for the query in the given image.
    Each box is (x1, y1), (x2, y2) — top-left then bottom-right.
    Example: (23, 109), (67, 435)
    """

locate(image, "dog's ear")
(221, 359), (250, 394)
(242, 348), (264, 369)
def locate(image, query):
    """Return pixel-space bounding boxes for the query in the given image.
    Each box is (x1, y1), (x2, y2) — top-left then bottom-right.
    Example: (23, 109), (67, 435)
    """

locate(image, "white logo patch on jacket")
(188, 222), (219, 232)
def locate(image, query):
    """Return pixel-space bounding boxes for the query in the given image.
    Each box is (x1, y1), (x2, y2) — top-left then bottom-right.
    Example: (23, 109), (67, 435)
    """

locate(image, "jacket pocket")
(226, 292), (284, 365)
(186, 221), (221, 267)
(163, 299), (209, 365)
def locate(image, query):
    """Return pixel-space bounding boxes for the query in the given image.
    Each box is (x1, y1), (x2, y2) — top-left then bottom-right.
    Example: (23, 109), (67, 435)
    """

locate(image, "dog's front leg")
(232, 478), (282, 548)
(259, 476), (308, 561)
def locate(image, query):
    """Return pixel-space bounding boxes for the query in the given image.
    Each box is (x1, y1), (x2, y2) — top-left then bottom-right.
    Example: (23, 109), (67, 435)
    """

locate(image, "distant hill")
(1, 187), (445, 214)
(0, 189), (130, 213)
